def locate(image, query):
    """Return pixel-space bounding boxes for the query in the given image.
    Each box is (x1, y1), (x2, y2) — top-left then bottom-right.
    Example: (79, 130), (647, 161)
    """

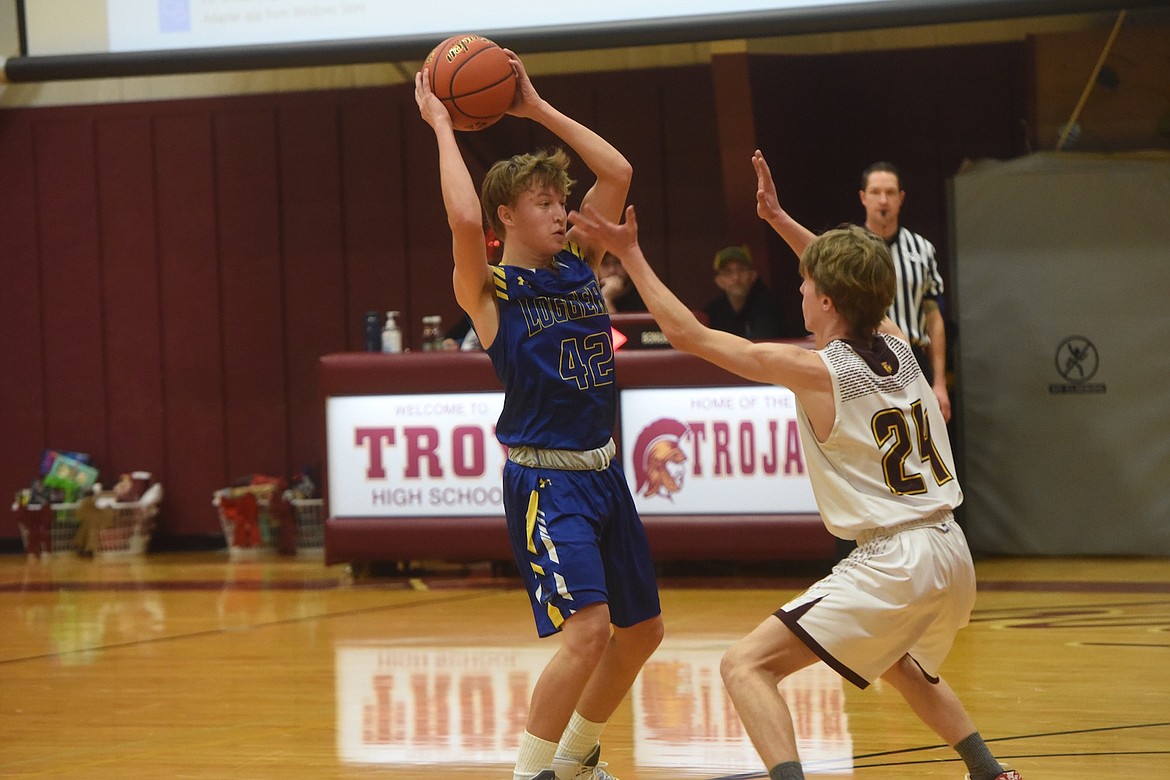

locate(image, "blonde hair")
(481, 148), (575, 239)
(799, 224), (895, 335)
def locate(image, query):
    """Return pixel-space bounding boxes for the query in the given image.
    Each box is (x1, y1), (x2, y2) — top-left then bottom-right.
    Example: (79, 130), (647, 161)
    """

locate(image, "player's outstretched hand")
(753, 149), (784, 223)
(414, 67), (451, 130)
(569, 204), (640, 261)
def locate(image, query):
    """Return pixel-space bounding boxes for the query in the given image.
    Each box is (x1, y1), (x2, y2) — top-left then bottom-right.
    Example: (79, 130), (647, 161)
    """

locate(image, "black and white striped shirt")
(884, 226), (943, 348)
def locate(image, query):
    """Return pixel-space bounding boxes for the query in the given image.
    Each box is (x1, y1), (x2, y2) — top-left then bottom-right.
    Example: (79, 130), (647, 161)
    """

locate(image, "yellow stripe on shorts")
(547, 603), (564, 630)
(526, 489), (540, 554)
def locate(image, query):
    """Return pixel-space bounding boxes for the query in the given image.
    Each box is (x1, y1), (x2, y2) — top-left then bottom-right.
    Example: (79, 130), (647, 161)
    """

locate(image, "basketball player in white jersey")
(567, 195), (1021, 780)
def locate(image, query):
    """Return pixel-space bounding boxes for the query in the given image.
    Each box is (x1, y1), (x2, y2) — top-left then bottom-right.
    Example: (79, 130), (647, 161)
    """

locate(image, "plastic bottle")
(381, 311), (402, 353)
(421, 315), (442, 351)
(363, 311), (381, 352)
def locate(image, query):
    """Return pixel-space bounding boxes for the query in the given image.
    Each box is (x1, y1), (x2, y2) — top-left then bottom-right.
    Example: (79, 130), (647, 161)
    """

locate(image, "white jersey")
(795, 334), (962, 540)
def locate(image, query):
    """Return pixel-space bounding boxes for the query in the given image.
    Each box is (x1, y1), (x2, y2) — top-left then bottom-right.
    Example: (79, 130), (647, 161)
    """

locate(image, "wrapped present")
(39, 449), (91, 477)
(43, 455), (99, 502)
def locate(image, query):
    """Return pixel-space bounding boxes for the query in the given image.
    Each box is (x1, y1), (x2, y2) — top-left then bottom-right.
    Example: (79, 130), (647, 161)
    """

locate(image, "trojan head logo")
(632, 418), (691, 500)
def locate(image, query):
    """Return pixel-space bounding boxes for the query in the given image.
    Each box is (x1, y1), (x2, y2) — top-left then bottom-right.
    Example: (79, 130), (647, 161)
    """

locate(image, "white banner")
(328, 385), (817, 519)
(620, 386), (817, 515)
(326, 392), (507, 518)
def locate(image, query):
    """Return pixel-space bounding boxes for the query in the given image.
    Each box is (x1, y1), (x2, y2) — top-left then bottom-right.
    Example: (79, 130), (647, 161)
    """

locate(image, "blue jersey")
(486, 244), (615, 450)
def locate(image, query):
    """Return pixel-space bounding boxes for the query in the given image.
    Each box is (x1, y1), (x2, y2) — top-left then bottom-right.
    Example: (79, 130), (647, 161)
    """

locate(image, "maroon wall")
(0, 43), (1026, 543)
(751, 42), (1031, 328)
(0, 67), (725, 540)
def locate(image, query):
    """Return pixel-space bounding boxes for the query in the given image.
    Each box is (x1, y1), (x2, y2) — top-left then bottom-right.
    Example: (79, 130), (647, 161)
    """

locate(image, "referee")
(858, 161), (952, 423)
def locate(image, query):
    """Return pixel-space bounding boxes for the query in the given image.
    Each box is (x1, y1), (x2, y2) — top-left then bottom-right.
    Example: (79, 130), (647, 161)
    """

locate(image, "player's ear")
(497, 203), (513, 228)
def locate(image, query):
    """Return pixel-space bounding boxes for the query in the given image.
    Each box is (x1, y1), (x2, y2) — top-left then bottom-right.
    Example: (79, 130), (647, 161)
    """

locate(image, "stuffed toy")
(74, 490), (116, 556)
(112, 474), (138, 502)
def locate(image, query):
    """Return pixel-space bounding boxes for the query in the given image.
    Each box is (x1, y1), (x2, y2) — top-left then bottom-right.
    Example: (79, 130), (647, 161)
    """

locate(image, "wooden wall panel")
(711, 54), (764, 289)
(95, 115), (167, 481)
(33, 118), (109, 462)
(601, 69), (669, 289)
(651, 67), (727, 314)
(276, 102), (347, 478)
(154, 112), (226, 536)
(401, 89), (463, 343)
(341, 92), (410, 348)
(213, 109), (288, 481)
(0, 119), (46, 495)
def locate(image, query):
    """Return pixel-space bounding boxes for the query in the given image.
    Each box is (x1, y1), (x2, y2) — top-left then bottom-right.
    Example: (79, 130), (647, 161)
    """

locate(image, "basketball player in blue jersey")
(568, 200), (1022, 780)
(415, 51), (662, 780)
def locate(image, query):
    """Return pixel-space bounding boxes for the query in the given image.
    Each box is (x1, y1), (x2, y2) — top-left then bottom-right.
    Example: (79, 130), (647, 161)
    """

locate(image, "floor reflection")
(336, 639), (853, 774)
(634, 641), (852, 774)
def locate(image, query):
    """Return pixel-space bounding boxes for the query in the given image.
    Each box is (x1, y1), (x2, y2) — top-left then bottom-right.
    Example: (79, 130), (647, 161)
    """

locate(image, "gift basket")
(12, 453), (161, 558)
(213, 470), (322, 557)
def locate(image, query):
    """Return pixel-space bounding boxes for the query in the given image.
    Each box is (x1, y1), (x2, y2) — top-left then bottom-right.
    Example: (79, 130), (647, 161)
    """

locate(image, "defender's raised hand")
(568, 204), (641, 262)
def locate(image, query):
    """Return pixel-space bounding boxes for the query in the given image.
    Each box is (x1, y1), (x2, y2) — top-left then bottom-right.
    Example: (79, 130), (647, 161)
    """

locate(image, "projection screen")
(7, 0), (1159, 82)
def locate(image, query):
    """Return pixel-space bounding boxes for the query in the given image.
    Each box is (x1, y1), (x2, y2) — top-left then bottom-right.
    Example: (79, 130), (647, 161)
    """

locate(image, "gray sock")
(768, 760), (805, 780)
(955, 731), (1005, 780)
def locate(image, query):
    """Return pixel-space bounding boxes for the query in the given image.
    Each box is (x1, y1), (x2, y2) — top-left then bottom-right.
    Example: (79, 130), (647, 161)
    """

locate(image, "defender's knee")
(721, 640), (763, 691)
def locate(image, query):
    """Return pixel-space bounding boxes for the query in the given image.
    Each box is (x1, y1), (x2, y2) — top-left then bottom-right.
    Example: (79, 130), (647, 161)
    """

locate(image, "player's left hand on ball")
(502, 49), (541, 117)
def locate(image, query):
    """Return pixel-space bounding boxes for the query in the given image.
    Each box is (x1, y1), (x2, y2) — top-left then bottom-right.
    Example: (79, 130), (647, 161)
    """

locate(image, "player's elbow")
(662, 321), (704, 354)
(618, 158), (633, 183)
(448, 212), (484, 238)
(608, 158), (633, 190)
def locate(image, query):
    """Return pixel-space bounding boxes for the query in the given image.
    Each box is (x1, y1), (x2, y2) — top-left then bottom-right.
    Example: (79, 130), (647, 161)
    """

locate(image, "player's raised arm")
(754, 149), (817, 260)
(504, 50), (632, 266)
(414, 67), (496, 331)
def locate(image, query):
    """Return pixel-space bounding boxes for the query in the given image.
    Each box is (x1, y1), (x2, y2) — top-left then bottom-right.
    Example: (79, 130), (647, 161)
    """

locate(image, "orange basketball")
(425, 34), (517, 132)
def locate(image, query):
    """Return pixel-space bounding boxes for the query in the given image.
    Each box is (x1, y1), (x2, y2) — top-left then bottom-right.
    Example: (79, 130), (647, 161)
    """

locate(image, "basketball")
(425, 34), (517, 132)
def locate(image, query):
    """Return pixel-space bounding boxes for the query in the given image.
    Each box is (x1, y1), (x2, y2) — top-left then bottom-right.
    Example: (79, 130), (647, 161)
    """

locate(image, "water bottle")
(363, 311), (381, 352)
(421, 315), (442, 351)
(381, 311), (402, 353)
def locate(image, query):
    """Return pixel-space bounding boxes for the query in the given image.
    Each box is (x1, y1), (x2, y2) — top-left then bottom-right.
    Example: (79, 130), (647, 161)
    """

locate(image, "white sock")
(555, 711), (606, 763)
(514, 731), (558, 780)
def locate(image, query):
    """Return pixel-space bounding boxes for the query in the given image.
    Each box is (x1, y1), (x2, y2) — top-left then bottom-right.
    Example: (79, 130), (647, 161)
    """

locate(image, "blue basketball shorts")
(502, 458), (661, 638)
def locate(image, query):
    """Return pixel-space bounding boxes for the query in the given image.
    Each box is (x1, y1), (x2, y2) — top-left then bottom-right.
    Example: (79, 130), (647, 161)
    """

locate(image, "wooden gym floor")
(2, 551), (1168, 778)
